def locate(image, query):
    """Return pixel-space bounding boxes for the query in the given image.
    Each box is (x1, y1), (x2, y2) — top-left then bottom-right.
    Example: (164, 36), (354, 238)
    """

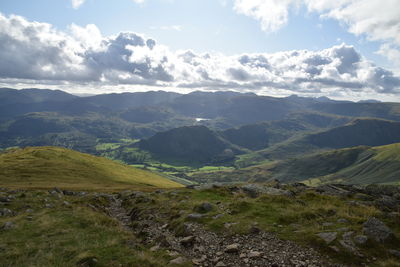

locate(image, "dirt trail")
(107, 196), (343, 267)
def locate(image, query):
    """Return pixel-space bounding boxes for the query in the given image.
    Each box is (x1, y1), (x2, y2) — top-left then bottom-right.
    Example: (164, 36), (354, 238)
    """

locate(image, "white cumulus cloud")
(233, 0), (400, 68)
(0, 13), (399, 100)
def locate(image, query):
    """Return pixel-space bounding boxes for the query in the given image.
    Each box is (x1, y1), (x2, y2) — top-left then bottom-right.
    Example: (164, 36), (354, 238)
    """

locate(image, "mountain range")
(1, 87), (400, 185)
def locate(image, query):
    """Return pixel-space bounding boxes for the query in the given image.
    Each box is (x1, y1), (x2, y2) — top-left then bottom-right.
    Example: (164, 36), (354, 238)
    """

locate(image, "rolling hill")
(0, 146), (182, 190)
(138, 125), (243, 164)
(189, 143), (400, 185)
(220, 112), (351, 150)
(257, 118), (400, 160)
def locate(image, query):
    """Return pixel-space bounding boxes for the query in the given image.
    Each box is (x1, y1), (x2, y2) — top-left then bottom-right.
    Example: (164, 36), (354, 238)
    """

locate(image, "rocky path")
(107, 196), (342, 267)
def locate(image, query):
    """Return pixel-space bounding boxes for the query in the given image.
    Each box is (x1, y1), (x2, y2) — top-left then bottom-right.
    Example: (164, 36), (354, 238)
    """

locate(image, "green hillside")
(189, 143), (400, 185)
(306, 143), (400, 185)
(138, 125), (243, 164)
(255, 118), (400, 161)
(0, 146), (182, 190)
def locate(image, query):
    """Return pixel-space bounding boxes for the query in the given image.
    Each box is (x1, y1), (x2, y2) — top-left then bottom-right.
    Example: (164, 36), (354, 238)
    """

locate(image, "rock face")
(363, 217), (394, 243)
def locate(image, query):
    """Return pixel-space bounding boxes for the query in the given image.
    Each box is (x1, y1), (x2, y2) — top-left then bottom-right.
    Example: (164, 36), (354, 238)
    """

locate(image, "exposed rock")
(249, 224), (261, 234)
(248, 251), (262, 258)
(354, 235), (368, 245)
(388, 249), (400, 258)
(215, 261), (226, 267)
(365, 184), (400, 197)
(316, 232), (337, 244)
(76, 256), (98, 267)
(169, 256), (187, 265)
(150, 245), (160, 252)
(62, 190), (75, 196)
(213, 214), (224, 219)
(316, 185), (352, 197)
(374, 196), (399, 211)
(0, 208), (13, 217)
(187, 213), (204, 220)
(241, 184), (291, 198)
(180, 236), (195, 247)
(0, 196), (11, 203)
(363, 217), (394, 243)
(168, 251), (180, 257)
(224, 243), (240, 253)
(2, 221), (14, 230)
(192, 255), (207, 265)
(53, 187), (62, 194)
(337, 218), (349, 224)
(339, 239), (361, 257)
(322, 222), (334, 227)
(197, 202), (213, 213)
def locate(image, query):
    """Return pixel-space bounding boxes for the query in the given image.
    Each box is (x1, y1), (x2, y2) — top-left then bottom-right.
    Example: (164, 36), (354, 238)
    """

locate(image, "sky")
(0, 0), (399, 101)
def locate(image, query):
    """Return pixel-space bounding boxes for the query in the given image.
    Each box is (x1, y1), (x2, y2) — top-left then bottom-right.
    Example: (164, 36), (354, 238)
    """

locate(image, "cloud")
(150, 25), (183, 31)
(233, 0), (400, 68)
(0, 13), (399, 100)
(71, 0), (86, 9)
(233, 0), (297, 32)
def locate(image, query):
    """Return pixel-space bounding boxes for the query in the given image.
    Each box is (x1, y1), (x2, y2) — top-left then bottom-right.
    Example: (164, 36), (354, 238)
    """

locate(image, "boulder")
(197, 202), (213, 213)
(169, 257), (187, 265)
(316, 232), (337, 244)
(354, 235), (368, 245)
(76, 256), (98, 267)
(374, 196), (399, 211)
(364, 184), (400, 197)
(0, 208), (13, 217)
(315, 185), (352, 197)
(363, 217), (394, 243)
(187, 213), (204, 220)
(180, 236), (195, 247)
(2, 221), (14, 230)
(241, 184), (291, 198)
(389, 250), (400, 258)
(248, 251), (262, 258)
(224, 243), (240, 253)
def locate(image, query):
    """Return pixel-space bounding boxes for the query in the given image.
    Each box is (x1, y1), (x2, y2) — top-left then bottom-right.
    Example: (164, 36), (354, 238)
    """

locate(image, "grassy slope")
(121, 186), (400, 266)
(307, 143), (400, 185)
(0, 191), (175, 266)
(0, 146), (182, 190)
(190, 143), (400, 185)
(253, 118), (400, 162)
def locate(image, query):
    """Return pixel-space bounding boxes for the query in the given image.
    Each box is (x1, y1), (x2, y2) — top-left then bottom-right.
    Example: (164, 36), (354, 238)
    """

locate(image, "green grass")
(0, 146), (183, 190)
(0, 191), (172, 266)
(121, 186), (400, 266)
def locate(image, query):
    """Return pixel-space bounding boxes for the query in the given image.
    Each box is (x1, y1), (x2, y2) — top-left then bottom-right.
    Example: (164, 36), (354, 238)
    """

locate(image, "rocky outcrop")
(363, 217), (395, 243)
